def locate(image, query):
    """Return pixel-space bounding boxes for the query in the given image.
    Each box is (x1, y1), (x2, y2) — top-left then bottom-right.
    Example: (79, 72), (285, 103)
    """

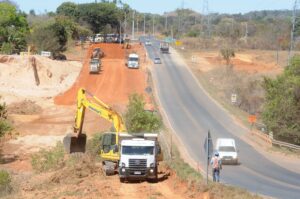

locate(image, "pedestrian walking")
(210, 151), (222, 182)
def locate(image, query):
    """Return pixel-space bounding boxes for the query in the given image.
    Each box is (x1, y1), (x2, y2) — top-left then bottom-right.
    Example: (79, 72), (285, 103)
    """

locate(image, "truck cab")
(126, 53), (139, 69)
(118, 134), (160, 182)
(160, 42), (169, 54)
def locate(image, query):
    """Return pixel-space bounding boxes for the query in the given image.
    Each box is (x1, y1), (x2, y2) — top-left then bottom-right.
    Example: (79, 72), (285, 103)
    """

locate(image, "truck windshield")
(122, 146), (154, 155)
(129, 57), (138, 61)
(219, 146), (236, 152)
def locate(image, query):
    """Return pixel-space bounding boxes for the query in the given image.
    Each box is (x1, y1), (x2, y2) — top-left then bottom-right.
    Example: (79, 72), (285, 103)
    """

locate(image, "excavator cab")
(100, 132), (120, 162)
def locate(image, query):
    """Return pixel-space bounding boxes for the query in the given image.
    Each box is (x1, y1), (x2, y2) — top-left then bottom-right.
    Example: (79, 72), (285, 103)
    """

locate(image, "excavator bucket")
(63, 133), (87, 153)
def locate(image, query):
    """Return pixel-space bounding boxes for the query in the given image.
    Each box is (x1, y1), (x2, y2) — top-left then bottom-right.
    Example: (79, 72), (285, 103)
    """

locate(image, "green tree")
(77, 2), (121, 33)
(262, 56), (300, 145)
(56, 2), (79, 19)
(0, 2), (29, 54)
(27, 19), (67, 55)
(124, 94), (162, 133)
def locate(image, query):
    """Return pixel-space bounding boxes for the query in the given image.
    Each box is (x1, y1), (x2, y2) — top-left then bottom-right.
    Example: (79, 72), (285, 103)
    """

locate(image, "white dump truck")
(118, 133), (161, 182)
(126, 53), (139, 69)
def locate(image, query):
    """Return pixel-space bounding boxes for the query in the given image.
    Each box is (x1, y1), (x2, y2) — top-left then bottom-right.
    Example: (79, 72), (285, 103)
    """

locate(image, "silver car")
(154, 57), (161, 64)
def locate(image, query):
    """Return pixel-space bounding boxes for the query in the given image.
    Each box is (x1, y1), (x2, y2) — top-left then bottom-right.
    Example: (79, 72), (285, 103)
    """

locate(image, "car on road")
(215, 138), (238, 165)
(145, 40), (152, 46)
(154, 57), (161, 64)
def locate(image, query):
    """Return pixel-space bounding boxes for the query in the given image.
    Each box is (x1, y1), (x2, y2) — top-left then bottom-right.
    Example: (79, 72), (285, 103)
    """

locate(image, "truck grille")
(222, 156), (233, 160)
(129, 159), (147, 175)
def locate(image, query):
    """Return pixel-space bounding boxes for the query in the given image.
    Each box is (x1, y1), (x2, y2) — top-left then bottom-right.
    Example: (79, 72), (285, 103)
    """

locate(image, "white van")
(215, 138), (238, 165)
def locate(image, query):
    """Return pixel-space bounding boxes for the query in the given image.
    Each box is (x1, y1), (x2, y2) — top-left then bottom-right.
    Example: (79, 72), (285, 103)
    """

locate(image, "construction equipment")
(63, 88), (162, 175)
(63, 88), (126, 154)
(122, 38), (131, 49)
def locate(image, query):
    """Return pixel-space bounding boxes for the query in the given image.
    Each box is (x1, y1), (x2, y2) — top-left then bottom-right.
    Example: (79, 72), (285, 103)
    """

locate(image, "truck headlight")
(150, 169), (154, 173)
(122, 162), (125, 168)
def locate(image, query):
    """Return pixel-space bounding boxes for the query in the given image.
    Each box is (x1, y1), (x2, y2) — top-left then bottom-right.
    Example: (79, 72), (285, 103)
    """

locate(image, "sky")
(13, 0), (295, 15)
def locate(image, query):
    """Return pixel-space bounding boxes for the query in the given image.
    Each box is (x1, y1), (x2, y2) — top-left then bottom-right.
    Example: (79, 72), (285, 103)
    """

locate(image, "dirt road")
(54, 43), (147, 107)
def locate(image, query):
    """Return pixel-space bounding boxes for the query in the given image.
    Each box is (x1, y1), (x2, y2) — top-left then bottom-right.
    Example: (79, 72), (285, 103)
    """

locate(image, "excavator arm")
(64, 88), (126, 153)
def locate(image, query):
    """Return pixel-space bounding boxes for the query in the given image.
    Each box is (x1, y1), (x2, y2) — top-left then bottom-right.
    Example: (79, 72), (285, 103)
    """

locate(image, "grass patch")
(31, 142), (65, 172)
(0, 170), (12, 196)
(168, 147), (202, 183)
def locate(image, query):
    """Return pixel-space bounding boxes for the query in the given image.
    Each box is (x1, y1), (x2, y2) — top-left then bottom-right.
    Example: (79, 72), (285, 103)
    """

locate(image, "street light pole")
(132, 11), (135, 40)
(144, 14), (146, 36)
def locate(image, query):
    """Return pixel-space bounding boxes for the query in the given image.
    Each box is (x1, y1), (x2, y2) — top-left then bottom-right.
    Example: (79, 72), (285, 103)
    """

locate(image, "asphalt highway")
(141, 36), (300, 199)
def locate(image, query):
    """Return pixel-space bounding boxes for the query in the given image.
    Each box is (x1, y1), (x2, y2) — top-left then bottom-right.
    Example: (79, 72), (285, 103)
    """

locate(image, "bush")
(31, 142), (65, 172)
(0, 170), (12, 196)
(0, 103), (12, 138)
(220, 48), (235, 66)
(262, 56), (300, 145)
(124, 93), (162, 133)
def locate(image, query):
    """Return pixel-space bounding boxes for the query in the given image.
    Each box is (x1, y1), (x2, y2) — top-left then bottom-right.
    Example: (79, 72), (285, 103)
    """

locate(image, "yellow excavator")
(63, 88), (162, 175)
(63, 88), (126, 160)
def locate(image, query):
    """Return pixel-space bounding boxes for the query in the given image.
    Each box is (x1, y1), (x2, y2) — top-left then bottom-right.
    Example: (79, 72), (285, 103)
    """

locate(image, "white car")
(215, 138), (238, 165)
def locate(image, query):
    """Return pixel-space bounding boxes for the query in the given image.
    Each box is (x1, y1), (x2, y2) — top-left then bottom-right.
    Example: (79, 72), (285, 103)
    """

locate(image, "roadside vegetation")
(124, 93), (162, 133)
(0, 170), (12, 197)
(262, 56), (300, 145)
(0, 102), (13, 138)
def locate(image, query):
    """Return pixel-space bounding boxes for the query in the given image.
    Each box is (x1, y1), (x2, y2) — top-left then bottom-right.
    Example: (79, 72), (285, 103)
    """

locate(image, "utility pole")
(124, 12), (127, 36)
(137, 16), (139, 36)
(132, 11), (135, 40)
(152, 15), (155, 36)
(165, 15), (168, 31)
(289, 0), (298, 64)
(144, 14), (146, 36)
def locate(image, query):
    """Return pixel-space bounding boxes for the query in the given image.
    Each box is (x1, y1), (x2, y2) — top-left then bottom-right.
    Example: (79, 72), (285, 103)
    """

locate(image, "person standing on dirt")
(210, 151), (222, 182)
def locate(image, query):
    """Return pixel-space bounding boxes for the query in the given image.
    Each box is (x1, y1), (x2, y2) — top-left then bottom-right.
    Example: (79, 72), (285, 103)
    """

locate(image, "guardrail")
(254, 122), (300, 151)
(271, 139), (300, 151)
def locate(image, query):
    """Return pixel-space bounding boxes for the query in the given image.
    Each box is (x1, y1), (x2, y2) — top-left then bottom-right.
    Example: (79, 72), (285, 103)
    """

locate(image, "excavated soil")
(0, 55), (82, 104)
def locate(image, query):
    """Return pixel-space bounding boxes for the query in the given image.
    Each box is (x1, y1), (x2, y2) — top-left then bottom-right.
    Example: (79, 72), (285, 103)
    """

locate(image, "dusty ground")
(185, 49), (284, 74)
(0, 43), (199, 199)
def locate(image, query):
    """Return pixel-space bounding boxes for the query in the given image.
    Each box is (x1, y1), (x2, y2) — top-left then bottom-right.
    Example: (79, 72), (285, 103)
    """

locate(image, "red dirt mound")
(54, 43), (147, 106)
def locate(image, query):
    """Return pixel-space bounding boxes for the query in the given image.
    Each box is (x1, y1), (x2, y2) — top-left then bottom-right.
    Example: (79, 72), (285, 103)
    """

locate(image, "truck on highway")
(126, 53), (139, 69)
(160, 42), (169, 54)
(118, 133), (160, 182)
